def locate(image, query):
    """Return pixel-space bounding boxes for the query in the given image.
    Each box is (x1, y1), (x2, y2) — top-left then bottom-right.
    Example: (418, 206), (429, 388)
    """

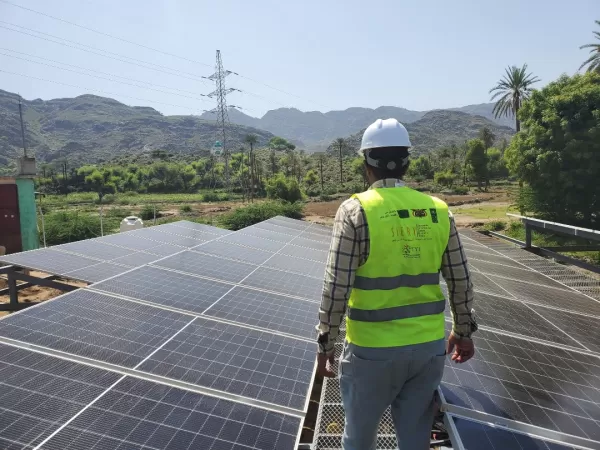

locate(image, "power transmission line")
(0, 22), (212, 86)
(0, 48), (210, 98)
(0, 0), (213, 68)
(0, 51), (213, 103)
(1, 1), (332, 110)
(0, 69), (203, 112)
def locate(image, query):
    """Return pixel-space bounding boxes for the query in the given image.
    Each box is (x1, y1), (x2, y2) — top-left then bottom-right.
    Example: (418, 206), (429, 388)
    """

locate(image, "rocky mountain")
(345, 110), (514, 155)
(0, 89), (274, 173)
(202, 102), (514, 149)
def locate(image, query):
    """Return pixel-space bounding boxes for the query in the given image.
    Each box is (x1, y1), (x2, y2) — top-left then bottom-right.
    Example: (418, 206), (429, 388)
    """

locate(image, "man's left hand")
(317, 352), (336, 378)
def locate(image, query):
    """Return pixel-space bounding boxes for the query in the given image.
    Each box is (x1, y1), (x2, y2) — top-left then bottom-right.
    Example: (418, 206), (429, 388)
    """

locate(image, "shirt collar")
(370, 178), (405, 189)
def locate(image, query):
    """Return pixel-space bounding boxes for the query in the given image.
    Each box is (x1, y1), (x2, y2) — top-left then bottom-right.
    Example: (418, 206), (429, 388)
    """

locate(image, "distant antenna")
(18, 95), (27, 157)
(203, 50), (239, 188)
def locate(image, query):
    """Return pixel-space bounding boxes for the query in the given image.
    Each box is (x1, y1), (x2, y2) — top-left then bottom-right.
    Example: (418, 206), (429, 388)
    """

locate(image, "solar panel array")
(0, 220), (230, 283)
(0, 217), (330, 449)
(314, 229), (600, 450)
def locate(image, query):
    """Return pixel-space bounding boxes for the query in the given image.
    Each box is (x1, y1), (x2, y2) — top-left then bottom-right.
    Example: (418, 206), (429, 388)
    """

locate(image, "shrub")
(434, 170), (457, 188)
(265, 175), (304, 203)
(453, 185), (469, 195)
(139, 205), (158, 221)
(220, 201), (303, 230)
(180, 204), (192, 213)
(41, 211), (102, 245)
(219, 193), (230, 201)
(202, 191), (220, 202)
(485, 220), (507, 232)
(95, 194), (115, 204)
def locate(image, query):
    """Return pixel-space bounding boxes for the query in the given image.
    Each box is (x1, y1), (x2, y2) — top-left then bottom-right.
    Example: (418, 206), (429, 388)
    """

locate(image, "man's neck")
(370, 178), (405, 189)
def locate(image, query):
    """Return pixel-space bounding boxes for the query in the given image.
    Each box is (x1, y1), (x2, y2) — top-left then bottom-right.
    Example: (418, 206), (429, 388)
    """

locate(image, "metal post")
(18, 96), (27, 157)
(38, 204), (46, 248)
(99, 205), (104, 236)
(525, 224), (532, 248)
(7, 271), (18, 308)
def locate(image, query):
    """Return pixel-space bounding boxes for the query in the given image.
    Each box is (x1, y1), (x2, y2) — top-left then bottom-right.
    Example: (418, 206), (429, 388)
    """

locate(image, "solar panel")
(464, 248), (526, 268)
(64, 262), (132, 283)
(0, 290), (191, 367)
(279, 244), (329, 262)
(267, 217), (309, 231)
(193, 241), (273, 265)
(153, 250), (257, 284)
(467, 272), (511, 297)
(93, 265), (233, 314)
(221, 233), (286, 252)
(443, 291), (586, 349)
(143, 242), (187, 257)
(532, 306), (600, 354)
(451, 416), (579, 450)
(289, 237), (331, 252)
(262, 253), (326, 280)
(441, 324), (600, 446)
(170, 220), (231, 236)
(150, 228), (218, 244)
(240, 227), (297, 242)
(100, 233), (161, 251)
(54, 239), (133, 261)
(469, 258), (570, 288)
(241, 266), (323, 301)
(137, 317), (315, 411)
(42, 376), (301, 450)
(484, 274), (600, 316)
(111, 251), (163, 267)
(0, 343), (122, 449)
(253, 221), (301, 236)
(0, 248), (99, 275)
(204, 286), (319, 339)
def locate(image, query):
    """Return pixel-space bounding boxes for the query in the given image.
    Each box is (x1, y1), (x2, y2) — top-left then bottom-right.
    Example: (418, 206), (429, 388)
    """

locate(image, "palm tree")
(332, 137), (346, 183)
(489, 64), (540, 132)
(244, 134), (258, 202)
(579, 20), (600, 74)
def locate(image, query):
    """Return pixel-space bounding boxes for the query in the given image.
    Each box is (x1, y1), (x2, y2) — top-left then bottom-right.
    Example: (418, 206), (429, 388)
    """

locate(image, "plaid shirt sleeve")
(440, 214), (477, 339)
(317, 198), (367, 354)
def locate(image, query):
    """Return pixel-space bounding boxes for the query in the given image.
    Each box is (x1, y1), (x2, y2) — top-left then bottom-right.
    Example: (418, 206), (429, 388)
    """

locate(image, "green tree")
(408, 155), (434, 180)
(479, 127), (495, 152)
(265, 174), (303, 203)
(486, 148), (508, 179)
(328, 137), (350, 183)
(505, 72), (600, 226)
(434, 170), (457, 188)
(489, 64), (540, 132)
(83, 168), (116, 202)
(268, 136), (294, 176)
(466, 139), (488, 189)
(245, 134), (259, 202)
(579, 20), (600, 74)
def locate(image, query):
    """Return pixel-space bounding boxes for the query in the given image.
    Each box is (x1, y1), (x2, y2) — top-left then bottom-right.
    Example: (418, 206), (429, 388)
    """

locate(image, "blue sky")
(0, 0), (598, 117)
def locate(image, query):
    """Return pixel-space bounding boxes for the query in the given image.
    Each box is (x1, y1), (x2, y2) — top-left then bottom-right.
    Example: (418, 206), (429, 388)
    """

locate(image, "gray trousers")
(339, 339), (446, 450)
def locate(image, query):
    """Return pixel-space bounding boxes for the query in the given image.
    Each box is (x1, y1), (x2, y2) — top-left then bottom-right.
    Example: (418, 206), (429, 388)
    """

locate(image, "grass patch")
(180, 204), (192, 213)
(454, 204), (516, 220)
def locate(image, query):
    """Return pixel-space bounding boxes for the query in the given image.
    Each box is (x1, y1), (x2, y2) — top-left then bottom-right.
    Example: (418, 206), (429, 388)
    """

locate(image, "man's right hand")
(446, 332), (475, 363)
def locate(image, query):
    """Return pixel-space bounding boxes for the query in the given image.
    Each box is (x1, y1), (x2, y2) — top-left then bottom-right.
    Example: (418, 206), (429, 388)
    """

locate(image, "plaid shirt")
(318, 179), (476, 354)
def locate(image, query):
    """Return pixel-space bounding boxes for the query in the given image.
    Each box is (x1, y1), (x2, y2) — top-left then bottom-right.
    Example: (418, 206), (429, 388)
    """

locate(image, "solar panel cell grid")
(204, 286), (319, 339)
(441, 326), (600, 444)
(442, 291), (585, 348)
(486, 275), (600, 316)
(240, 227), (296, 242)
(143, 243), (187, 257)
(170, 221), (231, 235)
(64, 262), (132, 283)
(279, 244), (329, 262)
(253, 222), (300, 236)
(100, 234), (159, 251)
(137, 317), (315, 411)
(93, 265), (233, 315)
(0, 248), (99, 275)
(153, 251), (257, 284)
(111, 251), (163, 267)
(54, 240), (132, 261)
(0, 290), (191, 368)
(222, 233), (286, 252)
(262, 253), (326, 280)
(289, 237), (331, 252)
(241, 266), (323, 302)
(193, 241), (274, 265)
(533, 307), (600, 354)
(41, 377), (300, 450)
(0, 343), (122, 449)
(452, 416), (579, 450)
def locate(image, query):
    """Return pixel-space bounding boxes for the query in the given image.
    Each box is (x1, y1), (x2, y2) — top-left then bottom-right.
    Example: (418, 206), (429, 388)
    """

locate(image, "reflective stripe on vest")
(346, 186), (450, 348)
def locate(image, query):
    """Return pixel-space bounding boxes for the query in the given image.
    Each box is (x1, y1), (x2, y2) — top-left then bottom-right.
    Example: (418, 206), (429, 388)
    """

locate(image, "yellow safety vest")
(346, 186), (450, 348)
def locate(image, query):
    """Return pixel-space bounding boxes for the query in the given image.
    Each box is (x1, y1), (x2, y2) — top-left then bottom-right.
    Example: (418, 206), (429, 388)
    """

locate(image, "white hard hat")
(359, 118), (412, 154)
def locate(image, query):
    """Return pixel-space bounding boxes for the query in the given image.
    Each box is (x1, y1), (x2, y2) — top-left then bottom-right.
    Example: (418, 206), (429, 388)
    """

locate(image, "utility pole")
(204, 50), (239, 189)
(18, 95), (27, 157)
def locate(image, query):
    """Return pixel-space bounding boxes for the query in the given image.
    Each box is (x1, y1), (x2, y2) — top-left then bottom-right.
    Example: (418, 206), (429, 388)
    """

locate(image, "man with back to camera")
(316, 118), (478, 450)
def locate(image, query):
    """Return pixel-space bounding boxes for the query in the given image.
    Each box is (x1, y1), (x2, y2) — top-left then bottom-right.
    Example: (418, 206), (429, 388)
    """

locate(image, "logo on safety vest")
(411, 209), (428, 218)
(430, 208), (439, 223)
(402, 244), (421, 258)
